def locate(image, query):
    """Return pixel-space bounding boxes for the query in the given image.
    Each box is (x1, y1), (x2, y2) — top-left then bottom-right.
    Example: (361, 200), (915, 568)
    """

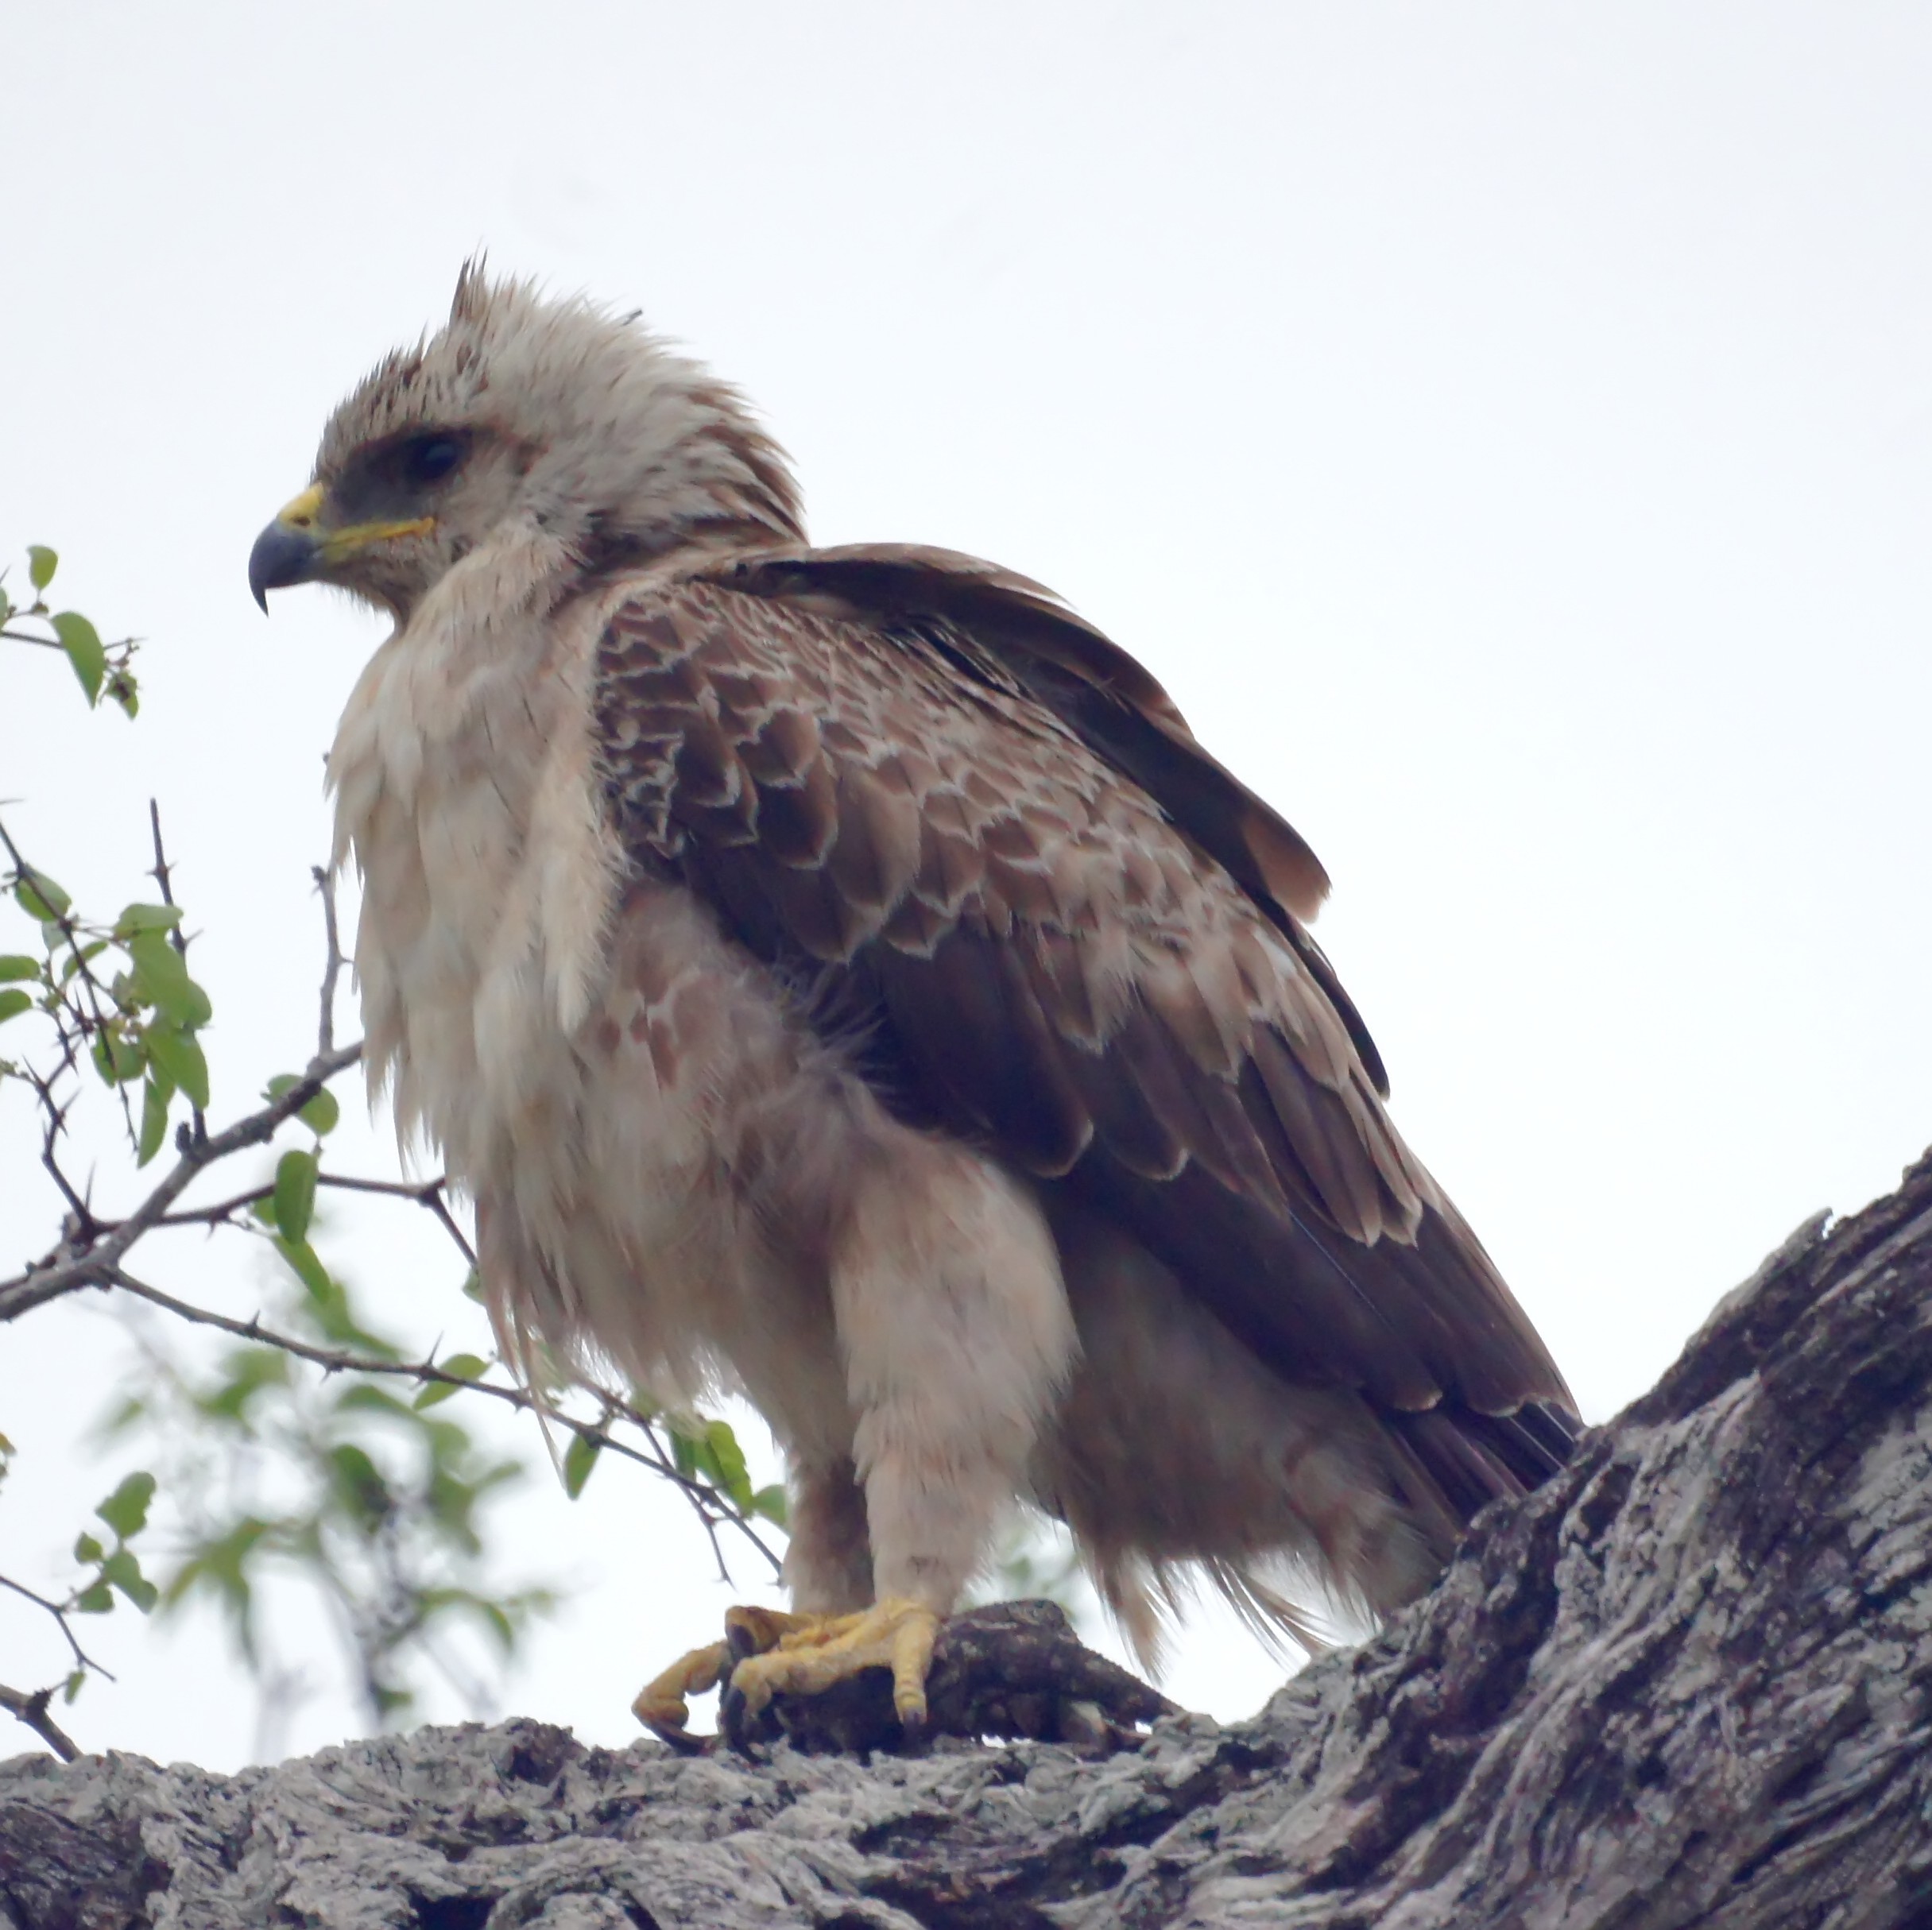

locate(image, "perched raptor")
(250, 265), (1577, 1744)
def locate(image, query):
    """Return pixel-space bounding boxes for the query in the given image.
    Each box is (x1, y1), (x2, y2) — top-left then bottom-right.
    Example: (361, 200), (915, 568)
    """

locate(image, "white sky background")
(3, 2), (1930, 1771)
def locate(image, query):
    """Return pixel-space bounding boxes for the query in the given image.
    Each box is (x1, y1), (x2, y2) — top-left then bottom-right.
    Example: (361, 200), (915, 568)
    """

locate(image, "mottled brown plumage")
(250, 265), (1576, 1700)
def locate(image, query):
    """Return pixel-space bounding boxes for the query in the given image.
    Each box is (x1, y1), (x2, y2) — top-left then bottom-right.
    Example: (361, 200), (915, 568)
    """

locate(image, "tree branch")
(10, 1151), (1931, 1923)
(0, 1684), (79, 1764)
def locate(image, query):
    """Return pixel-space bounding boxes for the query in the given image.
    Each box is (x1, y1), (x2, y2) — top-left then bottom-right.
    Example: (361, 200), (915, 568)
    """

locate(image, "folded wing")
(594, 547), (1577, 1514)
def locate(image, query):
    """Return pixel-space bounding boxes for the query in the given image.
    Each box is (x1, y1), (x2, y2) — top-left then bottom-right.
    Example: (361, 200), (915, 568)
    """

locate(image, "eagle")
(250, 265), (1577, 1745)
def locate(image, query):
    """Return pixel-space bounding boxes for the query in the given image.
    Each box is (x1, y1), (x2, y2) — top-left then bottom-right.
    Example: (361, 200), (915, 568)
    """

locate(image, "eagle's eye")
(401, 434), (466, 485)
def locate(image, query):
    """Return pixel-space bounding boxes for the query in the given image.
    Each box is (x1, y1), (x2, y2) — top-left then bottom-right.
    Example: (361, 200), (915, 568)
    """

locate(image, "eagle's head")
(249, 261), (805, 621)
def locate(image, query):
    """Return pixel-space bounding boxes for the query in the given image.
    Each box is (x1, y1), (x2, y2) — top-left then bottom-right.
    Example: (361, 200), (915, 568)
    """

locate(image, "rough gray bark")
(6, 1151), (1932, 1928)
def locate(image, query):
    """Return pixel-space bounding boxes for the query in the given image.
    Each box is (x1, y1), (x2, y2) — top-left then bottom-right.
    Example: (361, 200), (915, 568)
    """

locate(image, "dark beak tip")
(248, 520), (320, 614)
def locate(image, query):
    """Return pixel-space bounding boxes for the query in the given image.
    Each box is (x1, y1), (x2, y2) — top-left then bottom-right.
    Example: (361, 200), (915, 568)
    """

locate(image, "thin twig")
(0, 1572), (114, 1679)
(312, 866), (345, 1058)
(313, 1174), (479, 1267)
(103, 1267), (785, 1580)
(23, 1058), (94, 1234)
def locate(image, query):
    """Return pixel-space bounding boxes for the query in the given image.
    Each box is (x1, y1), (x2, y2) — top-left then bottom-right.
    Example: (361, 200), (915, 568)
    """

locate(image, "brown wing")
(594, 552), (1576, 1497)
(710, 543), (1391, 1095)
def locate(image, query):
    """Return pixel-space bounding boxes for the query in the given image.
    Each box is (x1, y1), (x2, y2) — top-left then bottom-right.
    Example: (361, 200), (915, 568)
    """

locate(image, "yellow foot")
(632, 1636), (731, 1752)
(633, 1601), (941, 1750)
(726, 1597), (943, 1743)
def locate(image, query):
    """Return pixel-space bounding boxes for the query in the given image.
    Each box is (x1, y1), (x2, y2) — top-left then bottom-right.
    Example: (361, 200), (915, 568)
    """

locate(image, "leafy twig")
(100, 1267), (785, 1580)
(0, 1571), (114, 1681)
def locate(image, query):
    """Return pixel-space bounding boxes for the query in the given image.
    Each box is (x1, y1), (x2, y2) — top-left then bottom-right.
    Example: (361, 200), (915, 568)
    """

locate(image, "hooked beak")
(248, 485), (326, 611)
(247, 483), (434, 612)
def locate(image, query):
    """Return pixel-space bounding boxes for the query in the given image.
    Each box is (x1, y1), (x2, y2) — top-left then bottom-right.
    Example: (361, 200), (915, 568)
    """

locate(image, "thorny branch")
(102, 1267), (783, 1582)
(134, 1172), (477, 1267)
(0, 1039), (364, 1322)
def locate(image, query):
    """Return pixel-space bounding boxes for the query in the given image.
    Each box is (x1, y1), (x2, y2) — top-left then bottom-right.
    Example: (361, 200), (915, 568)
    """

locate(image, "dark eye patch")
(329, 428), (474, 521)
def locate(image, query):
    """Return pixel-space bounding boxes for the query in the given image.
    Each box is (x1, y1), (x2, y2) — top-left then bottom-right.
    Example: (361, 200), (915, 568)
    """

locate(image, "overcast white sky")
(4, 2), (1930, 1772)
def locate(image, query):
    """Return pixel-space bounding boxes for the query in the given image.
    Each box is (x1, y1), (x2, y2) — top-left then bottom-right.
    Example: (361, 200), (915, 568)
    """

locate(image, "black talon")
(719, 1677), (761, 1755)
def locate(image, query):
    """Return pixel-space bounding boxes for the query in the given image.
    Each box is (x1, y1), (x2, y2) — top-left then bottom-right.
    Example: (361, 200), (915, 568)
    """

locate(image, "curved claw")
(632, 1637), (731, 1752)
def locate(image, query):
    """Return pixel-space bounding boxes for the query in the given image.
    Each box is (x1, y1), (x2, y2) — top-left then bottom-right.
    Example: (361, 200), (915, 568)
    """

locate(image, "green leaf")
(471, 1598), (516, 1651)
(95, 1470), (156, 1540)
(0, 956), (41, 983)
(126, 930), (212, 1028)
(703, 1419), (754, 1512)
(414, 1352), (487, 1410)
(459, 1267), (485, 1304)
(113, 903), (184, 938)
(58, 940), (108, 984)
(335, 1387), (419, 1427)
(273, 1147), (318, 1243)
(51, 612), (105, 705)
(144, 1023), (209, 1108)
(137, 1072), (172, 1166)
(100, 1548), (158, 1612)
(271, 1234), (334, 1302)
(91, 1027), (144, 1085)
(95, 1394), (146, 1435)
(72, 1580), (113, 1615)
(0, 988), (31, 1025)
(265, 1072), (339, 1135)
(165, 1516), (270, 1615)
(27, 544), (56, 591)
(14, 868), (70, 923)
(750, 1483), (790, 1528)
(62, 1670), (85, 1705)
(72, 1532), (104, 1564)
(562, 1429), (602, 1499)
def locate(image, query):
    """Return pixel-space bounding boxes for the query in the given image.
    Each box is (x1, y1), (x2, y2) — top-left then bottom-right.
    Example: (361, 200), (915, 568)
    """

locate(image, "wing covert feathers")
(593, 547), (1575, 1482)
